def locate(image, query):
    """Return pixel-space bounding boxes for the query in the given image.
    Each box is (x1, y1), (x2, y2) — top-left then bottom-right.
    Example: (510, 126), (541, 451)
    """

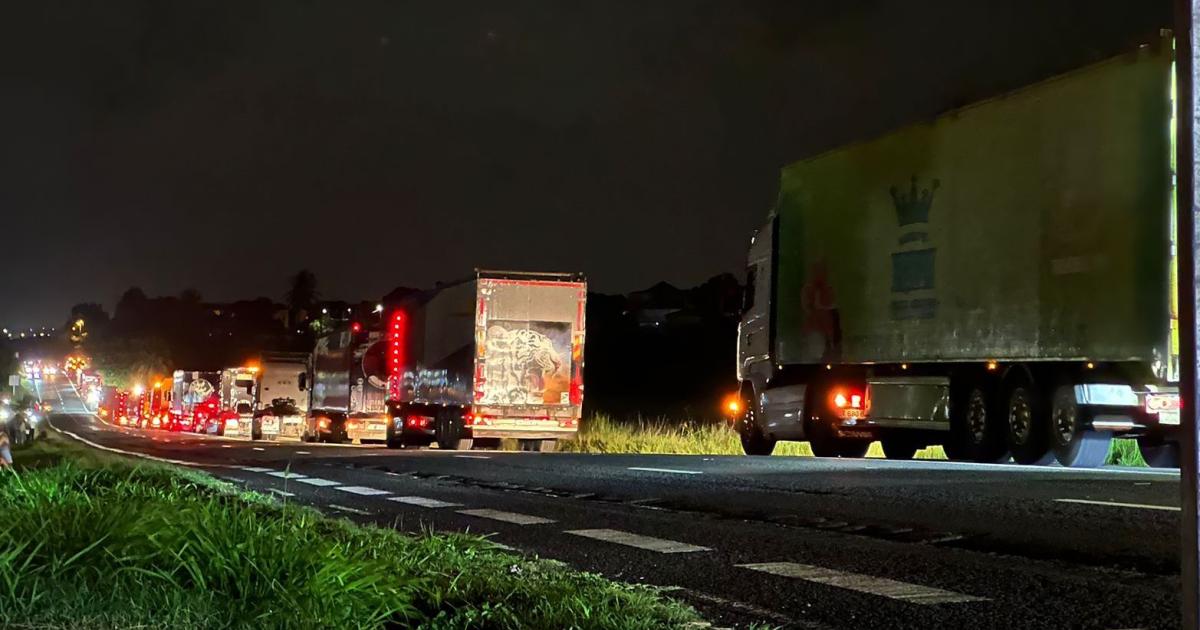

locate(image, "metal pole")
(1176, 3), (1200, 628)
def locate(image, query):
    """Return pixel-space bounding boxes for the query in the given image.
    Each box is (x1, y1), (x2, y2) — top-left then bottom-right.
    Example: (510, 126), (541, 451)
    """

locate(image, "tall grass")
(1, 436), (701, 629)
(561, 413), (1144, 466)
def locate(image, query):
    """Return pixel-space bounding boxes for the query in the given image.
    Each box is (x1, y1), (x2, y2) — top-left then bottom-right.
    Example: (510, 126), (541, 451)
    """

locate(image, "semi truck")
(384, 270), (587, 451)
(735, 37), (1181, 469)
(169, 370), (221, 433)
(300, 325), (389, 444)
(252, 353), (308, 440)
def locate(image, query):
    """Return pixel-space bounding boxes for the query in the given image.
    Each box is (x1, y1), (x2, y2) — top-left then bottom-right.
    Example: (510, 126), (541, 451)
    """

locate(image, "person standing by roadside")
(0, 425), (11, 466)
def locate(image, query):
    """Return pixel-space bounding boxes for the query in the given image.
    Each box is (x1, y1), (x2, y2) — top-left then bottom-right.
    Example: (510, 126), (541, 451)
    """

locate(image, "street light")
(132, 384), (144, 396)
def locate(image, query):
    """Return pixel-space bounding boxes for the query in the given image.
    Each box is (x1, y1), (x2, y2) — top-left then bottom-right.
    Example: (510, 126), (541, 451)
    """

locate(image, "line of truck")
(92, 270), (589, 451)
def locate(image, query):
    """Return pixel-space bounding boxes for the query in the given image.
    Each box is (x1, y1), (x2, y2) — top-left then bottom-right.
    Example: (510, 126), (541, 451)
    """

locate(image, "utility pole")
(1176, 2), (1200, 628)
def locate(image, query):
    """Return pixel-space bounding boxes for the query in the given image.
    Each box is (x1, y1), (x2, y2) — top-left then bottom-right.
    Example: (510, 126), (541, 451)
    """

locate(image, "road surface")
(37, 379), (1182, 629)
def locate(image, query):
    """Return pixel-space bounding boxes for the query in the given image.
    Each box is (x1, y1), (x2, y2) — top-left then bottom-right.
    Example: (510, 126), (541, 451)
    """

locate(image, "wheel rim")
(1009, 389), (1032, 443)
(966, 389), (988, 444)
(1052, 395), (1075, 446)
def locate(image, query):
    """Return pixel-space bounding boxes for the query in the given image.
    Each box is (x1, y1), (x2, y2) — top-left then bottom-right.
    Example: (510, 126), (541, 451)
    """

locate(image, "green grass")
(560, 413), (1145, 466)
(1, 434), (702, 629)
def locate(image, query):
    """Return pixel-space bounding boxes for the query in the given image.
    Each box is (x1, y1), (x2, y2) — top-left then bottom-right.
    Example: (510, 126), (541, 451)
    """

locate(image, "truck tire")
(1138, 439), (1180, 468)
(738, 393), (775, 456)
(948, 380), (1008, 463)
(435, 410), (473, 451)
(1005, 380), (1053, 465)
(805, 417), (867, 458)
(881, 438), (918, 460)
(386, 421), (403, 449)
(1049, 386), (1112, 468)
(519, 439), (557, 452)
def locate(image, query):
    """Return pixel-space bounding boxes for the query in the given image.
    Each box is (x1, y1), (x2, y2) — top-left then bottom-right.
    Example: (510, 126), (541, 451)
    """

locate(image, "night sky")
(0, 1), (1171, 328)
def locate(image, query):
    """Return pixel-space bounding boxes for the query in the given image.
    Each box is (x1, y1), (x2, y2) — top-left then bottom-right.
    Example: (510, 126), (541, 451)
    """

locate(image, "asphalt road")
(36, 379), (1183, 629)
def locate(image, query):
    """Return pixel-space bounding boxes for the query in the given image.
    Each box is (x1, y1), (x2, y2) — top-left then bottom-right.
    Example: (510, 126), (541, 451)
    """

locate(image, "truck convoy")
(92, 269), (588, 451)
(383, 270), (587, 451)
(735, 38), (1180, 468)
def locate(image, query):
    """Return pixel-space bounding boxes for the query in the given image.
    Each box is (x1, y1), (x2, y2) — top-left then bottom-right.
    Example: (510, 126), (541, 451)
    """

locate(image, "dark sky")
(0, 1), (1171, 328)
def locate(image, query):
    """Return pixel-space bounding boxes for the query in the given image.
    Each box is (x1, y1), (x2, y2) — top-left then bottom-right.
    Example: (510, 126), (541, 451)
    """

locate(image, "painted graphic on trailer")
(481, 320), (571, 405)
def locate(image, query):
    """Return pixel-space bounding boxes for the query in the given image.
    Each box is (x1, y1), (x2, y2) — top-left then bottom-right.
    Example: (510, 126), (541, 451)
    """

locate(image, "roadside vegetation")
(1, 434), (702, 629)
(561, 413), (1147, 466)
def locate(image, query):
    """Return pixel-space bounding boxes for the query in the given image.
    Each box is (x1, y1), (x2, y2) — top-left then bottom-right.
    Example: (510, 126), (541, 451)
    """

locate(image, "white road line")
(224, 477), (247, 484)
(565, 529), (710, 553)
(455, 455), (491, 459)
(627, 467), (703, 475)
(268, 489), (296, 497)
(457, 509), (556, 525)
(335, 486), (391, 496)
(238, 466), (274, 473)
(266, 471), (306, 479)
(737, 562), (986, 604)
(389, 496), (462, 508)
(252, 447), (265, 451)
(296, 477), (341, 487)
(1055, 498), (1180, 512)
(295, 451), (311, 455)
(221, 445), (232, 448)
(329, 505), (372, 516)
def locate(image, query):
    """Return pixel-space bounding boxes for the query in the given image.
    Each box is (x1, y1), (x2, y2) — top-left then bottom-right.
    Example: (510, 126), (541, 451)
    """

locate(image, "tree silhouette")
(285, 270), (318, 327)
(179, 288), (203, 305)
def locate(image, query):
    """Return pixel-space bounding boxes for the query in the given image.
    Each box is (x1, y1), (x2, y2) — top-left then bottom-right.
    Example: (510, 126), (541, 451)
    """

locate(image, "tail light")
(831, 388), (865, 418)
(1145, 394), (1182, 414)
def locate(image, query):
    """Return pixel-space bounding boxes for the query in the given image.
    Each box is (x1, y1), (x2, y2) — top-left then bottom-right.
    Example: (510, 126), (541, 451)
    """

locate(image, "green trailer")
(735, 38), (1181, 468)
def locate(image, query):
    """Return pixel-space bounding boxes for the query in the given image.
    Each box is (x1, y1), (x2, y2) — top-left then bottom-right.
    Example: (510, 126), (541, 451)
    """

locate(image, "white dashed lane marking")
(295, 451), (311, 455)
(454, 455), (491, 459)
(1054, 498), (1180, 512)
(252, 447), (265, 451)
(268, 489), (295, 497)
(335, 486), (391, 496)
(238, 466), (273, 473)
(266, 471), (306, 479)
(457, 509), (556, 525)
(737, 562), (986, 605)
(221, 445), (232, 448)
(329, 505), (372, 516)
(565, 529), (710, 553)
(627, 467), (702, 475)
(389, 496), (462, 508)
(295, 478), (341, 487)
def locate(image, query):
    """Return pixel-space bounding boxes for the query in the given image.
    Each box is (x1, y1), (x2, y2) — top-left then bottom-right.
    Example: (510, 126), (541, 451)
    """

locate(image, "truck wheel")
(435, 410), (473, 451)
(806, 417), (861, 457)
(519, 439), (557, 452)
(385, 416), (403, 449)
(1050, 386), (1112, 468)
(1005, 381), (1053, 465)
(881, 438), (918, 460)
(949, 381), (1008, 463)
(738, 394), (775, 456)
(1138, 439), (1180, 468)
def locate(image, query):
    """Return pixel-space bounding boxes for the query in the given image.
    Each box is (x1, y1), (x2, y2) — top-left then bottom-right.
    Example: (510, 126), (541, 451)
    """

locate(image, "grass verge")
(2, 432), (702, 629)
(561, 413), (1146, 466)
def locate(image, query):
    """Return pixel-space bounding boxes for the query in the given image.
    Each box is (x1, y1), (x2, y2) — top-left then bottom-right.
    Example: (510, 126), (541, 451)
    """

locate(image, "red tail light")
(831, 388), (865, 419)
(387, 311), (407, 398)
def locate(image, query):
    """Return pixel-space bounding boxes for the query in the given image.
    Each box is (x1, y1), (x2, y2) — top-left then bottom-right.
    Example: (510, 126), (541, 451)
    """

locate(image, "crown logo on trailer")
(890, 176), (940, 226)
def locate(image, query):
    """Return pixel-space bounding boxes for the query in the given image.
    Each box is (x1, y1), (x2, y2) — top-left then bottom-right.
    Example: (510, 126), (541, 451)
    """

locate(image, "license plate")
(369, 424), (385, 432)
(1159, 411), (1180, 426)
